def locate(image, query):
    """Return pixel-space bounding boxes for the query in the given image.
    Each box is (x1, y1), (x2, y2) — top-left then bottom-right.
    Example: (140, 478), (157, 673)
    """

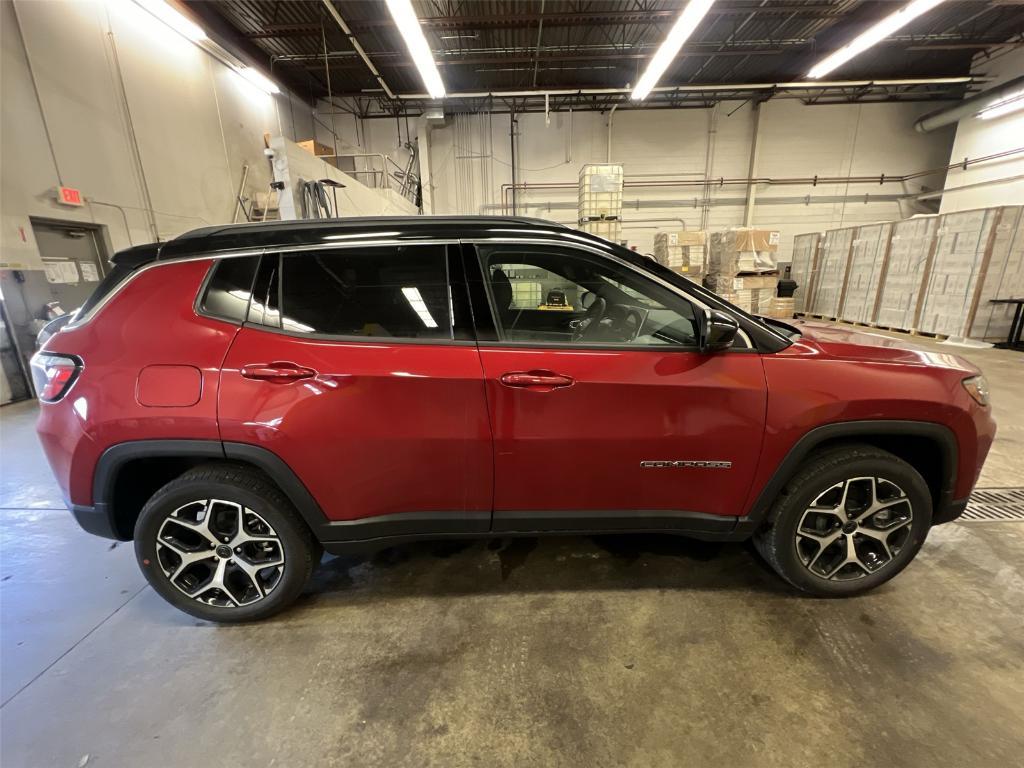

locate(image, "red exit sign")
(57, 186), (84, 207)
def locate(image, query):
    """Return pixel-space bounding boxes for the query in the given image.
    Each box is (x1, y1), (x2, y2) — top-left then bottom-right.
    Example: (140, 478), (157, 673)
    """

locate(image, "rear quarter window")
(199, 256), (261, 323)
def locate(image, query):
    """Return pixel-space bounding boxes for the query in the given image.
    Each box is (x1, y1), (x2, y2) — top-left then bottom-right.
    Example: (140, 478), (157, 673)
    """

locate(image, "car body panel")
(32, 218), (995, 546)
(36, 259), (232, 507)
(218, 326), (493, 525)
(477, 345), (768, 519)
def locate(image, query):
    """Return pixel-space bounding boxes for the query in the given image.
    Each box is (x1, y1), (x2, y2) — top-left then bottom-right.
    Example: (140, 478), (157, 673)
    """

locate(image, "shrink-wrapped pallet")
(809, 227), (854, 318)
(790, 232), (821, 313)
(875, 215), (937, 331)
(839, 222), (892, 324)
(918, 206), (1024, 341)
(968, 206), (1024, 341)
(707, 228), (780, 275)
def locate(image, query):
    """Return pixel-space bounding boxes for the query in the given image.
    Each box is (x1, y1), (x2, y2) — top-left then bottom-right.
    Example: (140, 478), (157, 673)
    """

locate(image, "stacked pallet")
(790, 232), (821, 314)
(808, 227), (855, 319)
(875, 215), (937, 330)
(653, 230), (706, 279)
(918, 206), (1024, 340)
(839, 222), (892, 325)
(703, 227), (781, 315)
(794, 205), (1023, 342)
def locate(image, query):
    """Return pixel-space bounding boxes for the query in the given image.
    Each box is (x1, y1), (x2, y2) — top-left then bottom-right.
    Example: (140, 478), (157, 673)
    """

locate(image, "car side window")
(200, 255), (260, 323)
(275, 245), (452, 340)
(478, 245), (700, 347)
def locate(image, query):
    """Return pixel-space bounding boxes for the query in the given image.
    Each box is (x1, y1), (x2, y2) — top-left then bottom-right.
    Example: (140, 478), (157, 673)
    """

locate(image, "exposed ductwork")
(914, 74), (1024, 133)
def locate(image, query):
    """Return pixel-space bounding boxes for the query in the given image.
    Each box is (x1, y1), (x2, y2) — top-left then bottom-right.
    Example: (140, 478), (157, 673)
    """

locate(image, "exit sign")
(57, 186), (84, 207)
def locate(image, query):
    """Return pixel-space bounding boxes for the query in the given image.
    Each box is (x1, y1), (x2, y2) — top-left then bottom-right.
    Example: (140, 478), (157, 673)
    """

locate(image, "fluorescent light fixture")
(807, 0), (947, 79)
(401, 287), (439, 328)
(133, 0), (206, 42)
(978, 89), (1024, 121)
(235, 66), (280, 94)
(386, 0), (445, 99)
(630, 0), (716, 101)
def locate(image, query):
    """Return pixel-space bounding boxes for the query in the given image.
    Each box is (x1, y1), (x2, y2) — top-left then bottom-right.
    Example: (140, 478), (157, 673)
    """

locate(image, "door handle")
(240, 362), (318, 382)
(499, 371), (574, 389)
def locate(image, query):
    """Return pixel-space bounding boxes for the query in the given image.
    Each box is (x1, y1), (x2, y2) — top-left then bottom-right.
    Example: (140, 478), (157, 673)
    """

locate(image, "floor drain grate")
(960, 488), (1024, 522)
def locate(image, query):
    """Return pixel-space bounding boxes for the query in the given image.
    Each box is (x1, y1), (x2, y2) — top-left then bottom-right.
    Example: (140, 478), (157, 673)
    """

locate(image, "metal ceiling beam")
(286, 47), (786, 70)
(319, 0), (395, 100)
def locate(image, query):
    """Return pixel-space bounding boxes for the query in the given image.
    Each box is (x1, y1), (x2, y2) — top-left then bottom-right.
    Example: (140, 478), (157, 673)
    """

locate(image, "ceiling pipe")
(396, 76), (975, 100)
(607, 104), (618, 163)
(320, 0), (396, 99)
(915, 74), (1024, 132)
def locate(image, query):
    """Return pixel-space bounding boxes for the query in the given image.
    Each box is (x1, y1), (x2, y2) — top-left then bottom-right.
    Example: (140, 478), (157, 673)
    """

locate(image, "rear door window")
(277, 245), (452, 340)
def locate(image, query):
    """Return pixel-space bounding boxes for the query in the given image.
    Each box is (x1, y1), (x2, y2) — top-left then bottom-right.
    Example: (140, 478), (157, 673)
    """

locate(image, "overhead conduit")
(497, 147), (1024, 214)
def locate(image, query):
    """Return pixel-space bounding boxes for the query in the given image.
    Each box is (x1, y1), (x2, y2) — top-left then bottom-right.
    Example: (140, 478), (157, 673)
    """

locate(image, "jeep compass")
(32, 216), (996, 621)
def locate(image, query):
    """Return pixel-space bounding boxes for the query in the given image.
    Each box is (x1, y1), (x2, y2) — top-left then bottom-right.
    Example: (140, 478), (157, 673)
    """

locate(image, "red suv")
(33, 217), (995, 621)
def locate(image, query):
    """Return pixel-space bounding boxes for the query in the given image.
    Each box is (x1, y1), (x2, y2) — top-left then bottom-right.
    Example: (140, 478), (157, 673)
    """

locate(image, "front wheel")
(134, 464), (320, 622)
(754, 445), (933, 596)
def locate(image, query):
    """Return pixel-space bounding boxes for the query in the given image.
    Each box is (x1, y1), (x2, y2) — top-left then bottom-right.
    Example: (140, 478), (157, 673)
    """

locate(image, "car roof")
(149, 216), (581, 261)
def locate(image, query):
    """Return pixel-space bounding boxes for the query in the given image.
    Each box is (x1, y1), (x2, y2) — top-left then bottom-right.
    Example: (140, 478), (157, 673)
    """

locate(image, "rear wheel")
(754, 445), (932, 596)
(134, 464), (320, 622)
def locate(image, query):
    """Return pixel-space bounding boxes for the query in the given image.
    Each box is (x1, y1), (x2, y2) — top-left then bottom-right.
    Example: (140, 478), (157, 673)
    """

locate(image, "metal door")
(0, 220), (107, 382)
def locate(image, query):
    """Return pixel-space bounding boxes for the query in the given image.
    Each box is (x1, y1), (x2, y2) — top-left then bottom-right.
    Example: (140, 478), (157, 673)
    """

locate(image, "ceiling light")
(385, 0), (445, 99)
(807, 0), (947, 79)
(630, 0), (716, 101)
(235, 66), (280, 94)
(133, 0), (206, 42)
(401, 287), (439, 328)
(978, 89), (1024, 121)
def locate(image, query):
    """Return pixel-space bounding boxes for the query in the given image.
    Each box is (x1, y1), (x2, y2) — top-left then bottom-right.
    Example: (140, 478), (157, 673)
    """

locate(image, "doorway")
(0, 219), (109, 404)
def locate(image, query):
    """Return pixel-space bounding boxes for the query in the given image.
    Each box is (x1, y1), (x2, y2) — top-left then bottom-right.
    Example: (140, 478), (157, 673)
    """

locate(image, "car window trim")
(465, 239), (754, 352)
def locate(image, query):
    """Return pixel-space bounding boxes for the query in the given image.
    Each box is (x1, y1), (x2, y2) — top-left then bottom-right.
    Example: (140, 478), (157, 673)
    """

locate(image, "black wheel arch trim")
(738, 419), (959, 534)
(86, 439), (332, 541)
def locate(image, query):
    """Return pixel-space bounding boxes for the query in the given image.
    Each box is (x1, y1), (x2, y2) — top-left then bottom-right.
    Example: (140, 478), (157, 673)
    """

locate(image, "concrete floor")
(1, 327), (1022, 768)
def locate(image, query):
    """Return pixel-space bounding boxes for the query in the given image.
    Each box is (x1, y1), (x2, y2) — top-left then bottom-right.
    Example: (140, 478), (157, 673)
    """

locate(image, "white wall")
(0, 0), (401, 269)
(418, 98), (957, 260)
(939, 47), (1024, 214)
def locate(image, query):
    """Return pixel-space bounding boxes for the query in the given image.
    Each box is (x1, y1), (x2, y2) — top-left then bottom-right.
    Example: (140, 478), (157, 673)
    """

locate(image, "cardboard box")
(707, 228), (780, 275)
(703, 274), (777, 293)
(297, 139), (335, 157)
(654, 230), (706, 274)
(735, 228), (780, 253)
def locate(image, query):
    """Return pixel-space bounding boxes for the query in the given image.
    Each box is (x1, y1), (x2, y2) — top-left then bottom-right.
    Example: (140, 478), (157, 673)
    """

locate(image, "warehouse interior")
(1, 1), (1022, 765)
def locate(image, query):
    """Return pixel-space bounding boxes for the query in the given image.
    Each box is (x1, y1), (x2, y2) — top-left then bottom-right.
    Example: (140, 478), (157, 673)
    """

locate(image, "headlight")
(962, 375), (990, 407)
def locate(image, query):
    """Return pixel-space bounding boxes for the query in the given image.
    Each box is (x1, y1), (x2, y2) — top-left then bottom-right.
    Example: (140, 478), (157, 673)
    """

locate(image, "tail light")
(29, 353), (82, 402)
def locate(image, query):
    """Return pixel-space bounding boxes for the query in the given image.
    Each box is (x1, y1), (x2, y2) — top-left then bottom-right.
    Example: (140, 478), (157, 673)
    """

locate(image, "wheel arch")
(741, 420), (958, 533)
(90, 440), (328, 541)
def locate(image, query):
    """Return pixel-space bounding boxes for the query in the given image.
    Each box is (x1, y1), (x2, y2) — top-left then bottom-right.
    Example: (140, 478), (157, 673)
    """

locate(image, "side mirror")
(700, 309), (739, 353)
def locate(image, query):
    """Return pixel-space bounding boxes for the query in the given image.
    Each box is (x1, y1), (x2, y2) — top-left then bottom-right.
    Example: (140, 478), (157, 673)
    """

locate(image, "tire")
(753, 444), (932, 597)
(134, 463), (320, 622)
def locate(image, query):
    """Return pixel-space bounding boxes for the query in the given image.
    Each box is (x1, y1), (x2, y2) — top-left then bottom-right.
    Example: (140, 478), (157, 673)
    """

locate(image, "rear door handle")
(499, 371), (574, 390)
(240, 362), (318, 382)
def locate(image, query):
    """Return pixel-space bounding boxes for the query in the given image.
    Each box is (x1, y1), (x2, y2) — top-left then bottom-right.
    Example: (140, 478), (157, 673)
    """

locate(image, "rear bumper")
(69, 502), (122, 540)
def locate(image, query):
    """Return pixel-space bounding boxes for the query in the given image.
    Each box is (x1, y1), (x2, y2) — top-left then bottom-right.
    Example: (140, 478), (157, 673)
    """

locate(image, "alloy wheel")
(155, 499), (285, 607)
(795, 476), (914, 581)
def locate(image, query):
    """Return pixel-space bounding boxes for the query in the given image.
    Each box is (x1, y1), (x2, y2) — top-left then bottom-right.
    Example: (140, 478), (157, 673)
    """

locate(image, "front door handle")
(241, 362), (317, 382)
(499, 370), (574, 390)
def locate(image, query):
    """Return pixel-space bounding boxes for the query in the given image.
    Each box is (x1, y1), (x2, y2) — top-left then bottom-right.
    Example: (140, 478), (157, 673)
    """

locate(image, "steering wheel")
(571, 296), (608, 342)
(615, 307), (645, 342)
